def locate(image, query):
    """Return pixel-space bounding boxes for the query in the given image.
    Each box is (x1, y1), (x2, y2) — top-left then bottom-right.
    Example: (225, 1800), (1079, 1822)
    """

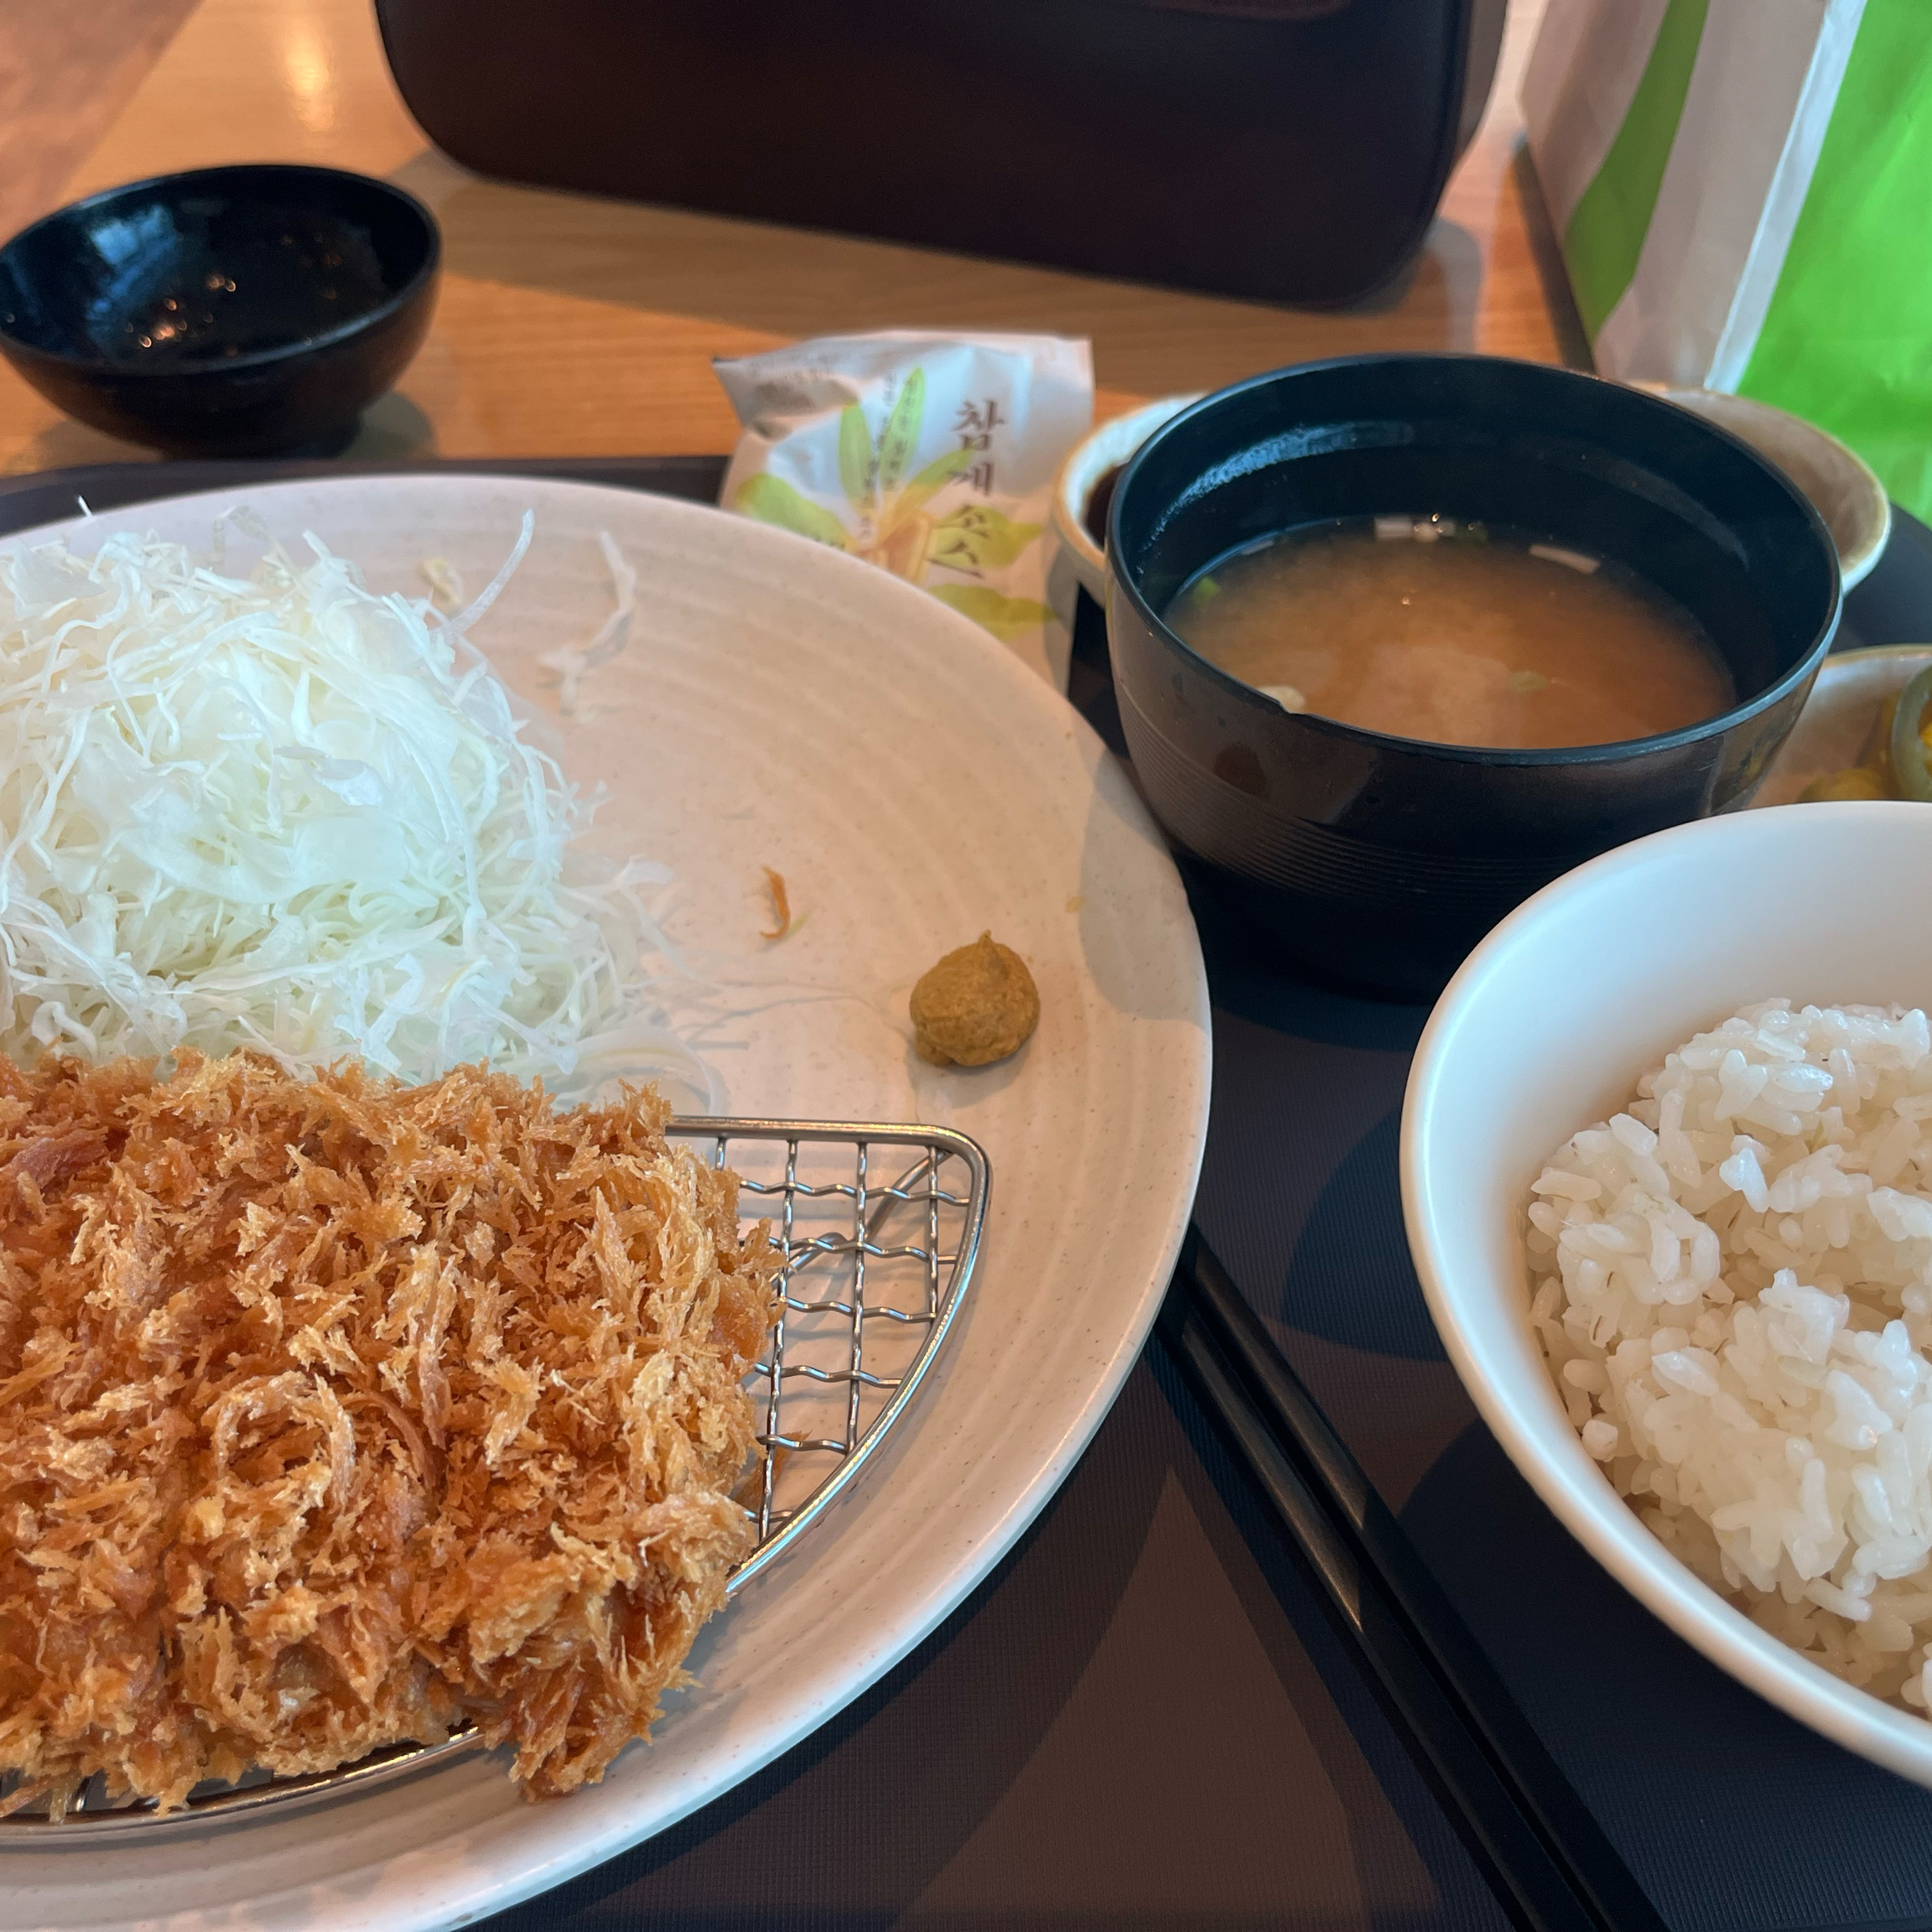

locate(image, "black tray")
(0, 454), (733, 528)
(8, 458), (1932, 1929)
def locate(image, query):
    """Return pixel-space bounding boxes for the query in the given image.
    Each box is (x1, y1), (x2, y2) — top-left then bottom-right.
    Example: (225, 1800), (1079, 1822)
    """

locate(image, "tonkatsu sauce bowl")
(1106, 355), (1841, 1000)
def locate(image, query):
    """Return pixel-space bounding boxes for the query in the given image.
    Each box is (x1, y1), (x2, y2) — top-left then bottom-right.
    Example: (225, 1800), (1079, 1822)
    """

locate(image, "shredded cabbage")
(538, 531), (637, 719)
(0, 515), (709, 1099)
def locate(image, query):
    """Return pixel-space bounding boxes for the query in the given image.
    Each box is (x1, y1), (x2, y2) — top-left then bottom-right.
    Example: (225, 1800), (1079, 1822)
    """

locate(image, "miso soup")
(1166, 517), (1733, 750)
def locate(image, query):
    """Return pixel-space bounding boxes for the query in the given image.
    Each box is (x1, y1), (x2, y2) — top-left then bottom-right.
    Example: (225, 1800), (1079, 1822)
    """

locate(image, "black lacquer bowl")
(0, 165), (439, 458)
(1106, 355), (1841, 1000)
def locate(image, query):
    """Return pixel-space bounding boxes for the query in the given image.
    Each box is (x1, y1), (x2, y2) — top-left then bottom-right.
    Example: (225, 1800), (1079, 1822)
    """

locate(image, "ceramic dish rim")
(1636, 382), (1893, 592)
(1049, 392), (1203, 599)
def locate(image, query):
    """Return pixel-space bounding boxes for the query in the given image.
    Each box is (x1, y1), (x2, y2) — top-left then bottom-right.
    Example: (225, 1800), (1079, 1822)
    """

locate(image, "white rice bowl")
(1400, 804), (1932, 1788)
(1530, 1000), (1932, 1710)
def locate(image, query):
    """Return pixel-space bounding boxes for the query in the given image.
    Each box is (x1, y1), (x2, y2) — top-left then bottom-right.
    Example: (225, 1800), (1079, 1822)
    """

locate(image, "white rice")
(1528, 1000), (1932, 1711)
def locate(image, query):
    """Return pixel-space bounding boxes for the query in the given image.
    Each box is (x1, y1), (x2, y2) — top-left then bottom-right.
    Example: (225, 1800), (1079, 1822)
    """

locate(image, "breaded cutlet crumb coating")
(0, 1052), (776, 1815)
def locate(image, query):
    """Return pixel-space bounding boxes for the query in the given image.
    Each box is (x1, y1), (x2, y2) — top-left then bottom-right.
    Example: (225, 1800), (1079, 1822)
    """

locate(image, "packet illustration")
(715, 332), (1093, 689)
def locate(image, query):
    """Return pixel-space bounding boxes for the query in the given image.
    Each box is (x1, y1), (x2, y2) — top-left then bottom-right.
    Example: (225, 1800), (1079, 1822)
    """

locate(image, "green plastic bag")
(1524, 0), (1932, 519)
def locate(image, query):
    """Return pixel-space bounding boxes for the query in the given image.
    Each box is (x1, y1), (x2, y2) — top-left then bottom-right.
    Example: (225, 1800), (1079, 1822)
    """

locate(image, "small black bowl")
(1107, 354), (1841, 1000)
(0, 164), (439, 459)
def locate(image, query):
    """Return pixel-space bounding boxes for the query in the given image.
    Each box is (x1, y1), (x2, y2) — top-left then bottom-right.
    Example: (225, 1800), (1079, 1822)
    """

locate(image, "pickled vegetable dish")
(1801, 665), (1932, 803)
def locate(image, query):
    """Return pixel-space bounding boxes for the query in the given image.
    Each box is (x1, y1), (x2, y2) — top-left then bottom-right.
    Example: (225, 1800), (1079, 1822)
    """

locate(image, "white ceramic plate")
(0, 476), (1211, 1930)
(1403, 805), (1932, 1791)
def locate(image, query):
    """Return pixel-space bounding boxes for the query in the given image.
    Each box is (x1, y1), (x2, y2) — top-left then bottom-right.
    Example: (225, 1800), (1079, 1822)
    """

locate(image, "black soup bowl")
(0, 164), (439, 459)
(1106, 355), (1841, 1000)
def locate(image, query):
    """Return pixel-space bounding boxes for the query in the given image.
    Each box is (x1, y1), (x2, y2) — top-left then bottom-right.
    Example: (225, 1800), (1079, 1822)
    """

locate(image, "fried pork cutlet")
(0, 1052), (776, 1816)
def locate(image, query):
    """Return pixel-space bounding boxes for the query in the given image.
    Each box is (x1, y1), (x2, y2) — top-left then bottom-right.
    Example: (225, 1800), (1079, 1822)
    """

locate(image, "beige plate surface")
(0, 476), (1212, 1931)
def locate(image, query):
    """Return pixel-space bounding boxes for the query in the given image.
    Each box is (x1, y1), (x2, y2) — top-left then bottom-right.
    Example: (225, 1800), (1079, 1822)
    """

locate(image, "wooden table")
(0, 0), (1576, 479)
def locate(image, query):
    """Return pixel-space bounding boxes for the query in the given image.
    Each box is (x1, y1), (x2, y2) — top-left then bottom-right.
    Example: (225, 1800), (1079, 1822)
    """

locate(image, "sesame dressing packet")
(715, 332), (1093, 689)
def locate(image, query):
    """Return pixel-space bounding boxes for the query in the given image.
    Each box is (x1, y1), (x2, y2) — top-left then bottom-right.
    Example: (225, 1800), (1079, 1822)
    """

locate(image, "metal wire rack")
(699, 1119), (989, 1592)
(0, 1118), (989, 1836)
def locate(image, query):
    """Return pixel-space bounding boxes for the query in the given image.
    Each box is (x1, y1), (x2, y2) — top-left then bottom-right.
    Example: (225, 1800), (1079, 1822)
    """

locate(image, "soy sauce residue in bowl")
(1083, 463), (1124, 548)
(101, 212), (392, 366)
(1166, 515), (1733, 750)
